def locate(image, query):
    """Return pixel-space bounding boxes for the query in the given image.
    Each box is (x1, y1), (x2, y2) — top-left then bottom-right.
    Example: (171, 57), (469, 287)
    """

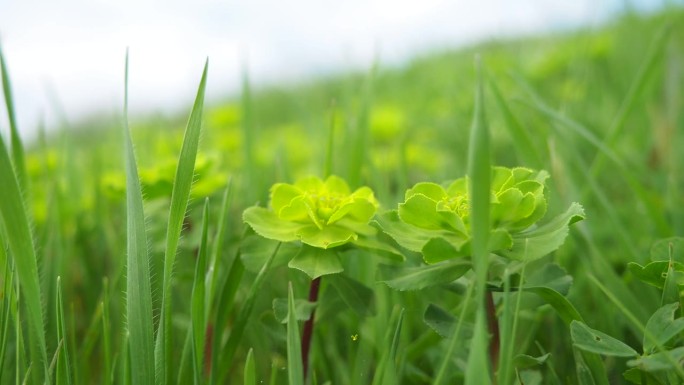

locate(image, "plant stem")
(301, 277), (322, 380)
(485, 290), (500, 374)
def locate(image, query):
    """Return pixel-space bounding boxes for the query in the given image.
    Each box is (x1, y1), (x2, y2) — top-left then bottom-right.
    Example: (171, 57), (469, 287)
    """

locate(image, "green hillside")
(2, 7), (684, 385)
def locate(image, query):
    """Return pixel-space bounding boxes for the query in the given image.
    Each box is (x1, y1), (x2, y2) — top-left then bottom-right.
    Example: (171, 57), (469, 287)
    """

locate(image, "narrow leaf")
(287, 283), (304, 385)
(571, 321), (638, 357)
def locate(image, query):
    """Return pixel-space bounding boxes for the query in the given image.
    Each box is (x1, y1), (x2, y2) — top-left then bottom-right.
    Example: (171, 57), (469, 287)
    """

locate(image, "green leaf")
(123, 53), (156, 385)
(650, 237), (684, 262)
(628, 261), (684, 289)
(643, 303), (684, 354)
(327, 274), (375, 317)
(156, 58), (209, 385)
(288, 246), (343, 279)
(622, 367), (665, 385)
(571, 320), (638, 357)
(423, 304), (474, 339)
(273, 299), (318, 324)
(375, 210), (464, 253)
(422, 237), (460, 264)
(378, 259), (471, 291)
(525, 263), (573, 296)
(398, 194), (445, 230)
(297, 224), (356, 249)
(287, 284), (304, 385)
(503, 202), (585, 261)
(352, 235), (405, 262)
(240, 235), (300, 273)
(628, 347), (684, 372)
(55, 277), (73, 385)
(243, 206), (305, 243)
(191, 200), (209, 384)
(514, 353), (550, 369)
(0, 44), (27, 192)
(244, 348), (256, 385)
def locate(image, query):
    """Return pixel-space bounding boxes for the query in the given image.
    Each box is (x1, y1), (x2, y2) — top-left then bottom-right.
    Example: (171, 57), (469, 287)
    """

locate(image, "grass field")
(1, 6), (684, 385)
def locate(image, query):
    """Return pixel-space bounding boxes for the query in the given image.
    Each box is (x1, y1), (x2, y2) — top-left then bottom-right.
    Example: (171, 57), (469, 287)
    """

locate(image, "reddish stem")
(301, 277), (321, 380)
(486, 290), (500, 373)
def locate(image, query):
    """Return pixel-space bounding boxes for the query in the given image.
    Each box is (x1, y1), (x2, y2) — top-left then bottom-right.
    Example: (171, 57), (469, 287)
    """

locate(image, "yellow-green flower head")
(377, 166), (584, 263)
(243, 175), (378, 249)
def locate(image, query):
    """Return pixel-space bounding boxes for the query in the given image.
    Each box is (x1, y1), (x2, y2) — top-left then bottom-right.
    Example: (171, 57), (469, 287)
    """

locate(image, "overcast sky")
(0, 0), (672, 138)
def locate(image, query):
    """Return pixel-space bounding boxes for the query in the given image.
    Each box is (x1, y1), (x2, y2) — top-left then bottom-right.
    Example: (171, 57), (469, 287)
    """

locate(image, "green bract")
(243, 175), (379, 249)
(376, 166), (585, 263)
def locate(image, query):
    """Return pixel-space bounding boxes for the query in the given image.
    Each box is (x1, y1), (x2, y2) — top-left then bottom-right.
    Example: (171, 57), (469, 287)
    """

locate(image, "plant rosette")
(243, 175), (402, 279)
(376, 166), (585, 264)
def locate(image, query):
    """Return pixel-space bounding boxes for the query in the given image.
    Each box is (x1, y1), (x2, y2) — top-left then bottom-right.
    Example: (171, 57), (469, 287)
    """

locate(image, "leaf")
(352, 235), (405, 262)
(628, 261), (684, 289)
(424, 303), (474, 339)
(399, 194), (447, 230)
(327, 274), (375, 316)
(190, 200), (209, 384)
(650, 237), (684, 262)
(297, 224), (357, 249)
(378, 259), (471, 291)
(240, 235), (300, 273)
(288, 246), (343, 279)
(525, 263), (573, 296)
(514, 353), (550, 369)
(628, 347), (684, 372)
(503, 203), (585, 261)
(243, 207), (305, 243)
(622, 367), (665, 385)
(571, 321), (638, 357)
(273, 299), (317, 324)
(287, 284), (304, 385)
(422, 237), (461, 264)
(374, 210), (464, 253)
(123, 53), (156, 385)
(243, 348), (256, 385)
(643, 303), (684, 354)
(156, 58), (209, 385)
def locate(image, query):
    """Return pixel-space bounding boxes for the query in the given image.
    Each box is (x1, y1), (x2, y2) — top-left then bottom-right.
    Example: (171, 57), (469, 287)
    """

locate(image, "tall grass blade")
(215, 242), (281, 384)
(243, 348), (256, 385)
(589, 26), (670, 176)
(287, 283), (304, 385)
(0, 95), (49, 385)
(55, 277), (73, 385)
(464, 57), (492, 385)
(156, 59), (209, 385)
(0, 45), (27, 192)
(123, 51), (156, 385)
(191, 199), (210, 384)
(0, 257), (12, 382)
(102, 278), (112, 385)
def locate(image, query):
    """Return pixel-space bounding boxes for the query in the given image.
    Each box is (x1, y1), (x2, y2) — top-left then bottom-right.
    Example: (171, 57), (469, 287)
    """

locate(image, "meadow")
(1, 7), (684, 385)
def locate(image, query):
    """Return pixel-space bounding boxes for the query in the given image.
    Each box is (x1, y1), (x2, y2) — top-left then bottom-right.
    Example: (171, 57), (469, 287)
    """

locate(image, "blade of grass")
(464, 57), (492, 385)
(55, 277), (73, 385)
(0, 256), (12, 382)
(0, 91), (49, 385)
(215, 241), (281, 385)
(206, 181), (232, 317)
(0, 45), (27, 192)
(243, 348), (256, 385)
(102, 278), (112, 385)
(589, 25), (670, 177)
(287, 283), (304, 385)
(155, 58), (209, 385)
(123, 51), (155, 385)
(191, 199), (210, 384)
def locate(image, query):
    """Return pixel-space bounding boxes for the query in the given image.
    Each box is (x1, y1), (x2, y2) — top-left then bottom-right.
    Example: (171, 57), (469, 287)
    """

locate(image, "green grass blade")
(191, 199), (210, 384)
(0, 45), (27, 192)
(0, 257), (13, 382)
(215, 242), (281, 384)
(243, 348), (256, 385)
(156, 58), (209, 385)
(589, 25), (670, 177)
(487, 73), (543, 168)
(206, 181), (232, 316)
(102, 278), (112, 385)
(55, 277), (73, 385)
(0, 97), (49, 385)
(287, 283), (304, 385)
(123, 51), (156, 385)
(464, 58), (492, 385)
